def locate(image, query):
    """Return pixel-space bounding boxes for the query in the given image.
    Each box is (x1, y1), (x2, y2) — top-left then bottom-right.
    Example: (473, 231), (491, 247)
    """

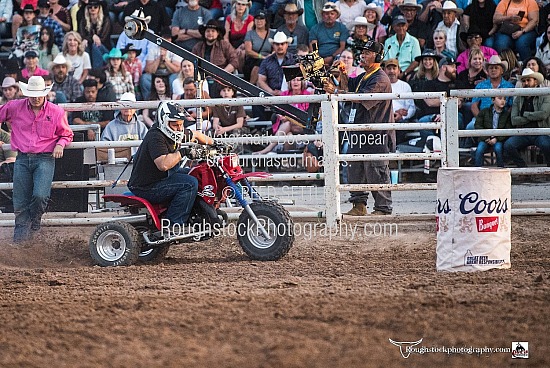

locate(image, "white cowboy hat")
(322, 2), (341, 17)
(351, 16), (376, 30)
(19, 76), (52, 97)
(363, 3), (382, 20)
(269, 31), (292, 44)
(48, 54), (72, 71)
(398, 0), (423, 11)
(436, 0), (463, 15)
(519, 67), (544, 85)
(119, 92), (137, 102)
(124, 9), (151, 24)
(484, 55), (508, 73)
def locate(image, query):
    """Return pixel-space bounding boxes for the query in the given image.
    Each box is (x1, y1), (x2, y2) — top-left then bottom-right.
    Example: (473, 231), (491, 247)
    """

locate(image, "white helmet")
(156, 101), (191, 144)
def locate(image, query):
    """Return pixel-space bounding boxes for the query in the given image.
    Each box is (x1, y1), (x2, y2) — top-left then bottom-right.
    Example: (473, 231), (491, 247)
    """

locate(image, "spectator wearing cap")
(456, 26), (498, 74)
(225, 0), (254, 50)
(398, 0), (430, 49)
(72, 78), (114, 140)
(103, 48), (133, 101)
(276, 4), (309, 55)
(383, 15), (421, 79)
(416, 57), (462, 140)
(36, 0), (65, 48)
(49, 53), (83, 102)
(0, 77), (21, 105)
(123, 0), (170, 34)
(171, 0), (213, 52)
(309, 2), (349, 65)
(121, 44), (143, 93)
(22, 50), (50, 80)
(142, 27), (183, 101)
(192, 20), (238, 74)
(0, 0), (13, 38)
(335, 0), (369, 31)
(362, 4), (387, 44)
(409, 48), (441, 92)
(78, 0), (112, 69)
(243, 12), (274, 84)
(62, 31), (92, 84)
(490, 0), (539, 61)
(470, 55), (514, 121)
(257, 31), (296, 96)
(101, 92), (147, 142)
(462, 0), (497, 43)
(434, 1), (465, 57)
(504, 68), (550, 167)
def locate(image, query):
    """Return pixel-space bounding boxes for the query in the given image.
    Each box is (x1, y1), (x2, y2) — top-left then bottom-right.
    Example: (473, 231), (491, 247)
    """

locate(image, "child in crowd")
(122, 44), (143, 97)
(211, 84), (246, 137)
(474, 96), (511, 167)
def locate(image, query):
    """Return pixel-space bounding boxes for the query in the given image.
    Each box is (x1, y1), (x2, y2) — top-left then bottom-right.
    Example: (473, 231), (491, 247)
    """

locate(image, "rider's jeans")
(131, 169), (198, 227)
(13, 153), (55, 242)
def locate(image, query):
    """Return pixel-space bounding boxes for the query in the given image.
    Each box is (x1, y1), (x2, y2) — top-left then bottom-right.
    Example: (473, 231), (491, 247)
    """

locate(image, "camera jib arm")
(124, 14), (310, 127)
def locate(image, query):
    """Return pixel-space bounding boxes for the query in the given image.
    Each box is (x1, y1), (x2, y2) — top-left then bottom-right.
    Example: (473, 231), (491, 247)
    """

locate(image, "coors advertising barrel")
(436, 168), (511, 272)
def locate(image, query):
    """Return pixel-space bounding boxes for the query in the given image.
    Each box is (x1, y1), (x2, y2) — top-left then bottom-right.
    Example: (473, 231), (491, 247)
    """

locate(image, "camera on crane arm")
(282, 43), (343, 91)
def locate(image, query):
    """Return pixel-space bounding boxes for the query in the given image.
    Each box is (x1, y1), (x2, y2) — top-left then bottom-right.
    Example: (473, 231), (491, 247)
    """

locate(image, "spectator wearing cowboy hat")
(0, 77), (21, 105)
(193, 19), (238, 74)
(347, 16), (376, 65)
(335, 0), (369, 31)
(0, 75), (73, 243)
(49, 54), (82, 102)
(257, 31), (296, 96)
(121, 44), (143, 92)
(504, 67), (550, 167)
(171, 0), (213, 52)
(362, 3), (386, 44)
(309, 2), (349, 65)
(276, 4), (308, 55)
(434, 0), (465, 57)
(383, 15), (421, 79)
(456, 25), (498, 74)
(398, 0), (430, 49)
(103, 48), (133, 101)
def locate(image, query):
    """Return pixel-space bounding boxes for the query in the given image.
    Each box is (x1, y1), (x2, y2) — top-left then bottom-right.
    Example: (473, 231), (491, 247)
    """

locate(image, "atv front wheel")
(237, 201), (294, 261)
(89, 221), (141, 267)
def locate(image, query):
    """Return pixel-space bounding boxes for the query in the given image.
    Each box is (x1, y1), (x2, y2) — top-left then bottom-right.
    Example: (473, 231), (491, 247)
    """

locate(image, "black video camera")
(283, 44), (340, 91)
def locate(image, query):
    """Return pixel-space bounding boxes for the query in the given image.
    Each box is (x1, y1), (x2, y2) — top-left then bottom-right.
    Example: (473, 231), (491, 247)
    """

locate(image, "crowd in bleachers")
(1, 0), (550, 168)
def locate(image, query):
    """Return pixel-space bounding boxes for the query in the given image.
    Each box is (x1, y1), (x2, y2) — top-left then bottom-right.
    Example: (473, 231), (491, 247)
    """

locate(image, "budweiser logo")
(476, 216), (499, 232)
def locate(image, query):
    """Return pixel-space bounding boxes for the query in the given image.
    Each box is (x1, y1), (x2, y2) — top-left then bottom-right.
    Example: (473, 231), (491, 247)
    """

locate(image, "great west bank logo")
(464, 250), (505, 266)
(512, 342), (529, 359)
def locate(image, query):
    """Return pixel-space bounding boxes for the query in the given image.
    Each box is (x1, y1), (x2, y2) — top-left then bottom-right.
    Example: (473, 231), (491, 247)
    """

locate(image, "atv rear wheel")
(89, 221), (141, 267)
(237, 201), (294, 261)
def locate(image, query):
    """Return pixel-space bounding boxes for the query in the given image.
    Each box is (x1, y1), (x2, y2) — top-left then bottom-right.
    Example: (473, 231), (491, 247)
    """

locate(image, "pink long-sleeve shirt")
(0, 99), (73, 154)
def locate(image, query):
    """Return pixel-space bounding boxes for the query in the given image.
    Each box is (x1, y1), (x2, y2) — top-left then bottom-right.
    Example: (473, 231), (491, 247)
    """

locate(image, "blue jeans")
(130, 169), (198, 226)
(13, 153), (56, 242)
(87, 43), (109, 69)
(475, 141), (504, 167)
(503, 135), (550, 167)
(489, 30), (537, 62)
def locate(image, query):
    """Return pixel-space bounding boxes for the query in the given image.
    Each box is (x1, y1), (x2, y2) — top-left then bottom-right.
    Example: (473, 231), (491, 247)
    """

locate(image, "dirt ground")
(0, 216), (548, 368)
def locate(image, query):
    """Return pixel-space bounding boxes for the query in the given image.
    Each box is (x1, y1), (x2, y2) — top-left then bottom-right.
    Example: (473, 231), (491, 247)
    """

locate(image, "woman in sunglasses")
(78, 0), (112, 68)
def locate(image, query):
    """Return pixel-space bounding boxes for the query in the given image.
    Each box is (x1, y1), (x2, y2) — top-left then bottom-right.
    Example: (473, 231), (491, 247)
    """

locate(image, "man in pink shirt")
(0, 76), (73, 243)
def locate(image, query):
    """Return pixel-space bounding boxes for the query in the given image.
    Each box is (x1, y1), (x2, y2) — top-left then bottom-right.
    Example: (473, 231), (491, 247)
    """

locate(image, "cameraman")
(323, 41), (395, 216)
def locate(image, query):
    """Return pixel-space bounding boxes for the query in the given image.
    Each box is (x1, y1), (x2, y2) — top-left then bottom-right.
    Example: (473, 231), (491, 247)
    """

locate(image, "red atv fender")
(103, 194), (166, 231)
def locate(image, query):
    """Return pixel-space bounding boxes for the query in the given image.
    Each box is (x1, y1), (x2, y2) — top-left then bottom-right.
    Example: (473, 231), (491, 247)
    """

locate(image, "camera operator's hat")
(436, 0), (463, 15)
(18, 4), (39, 15)
(519, 67), (544, 85)
(363, 3), (382, 20)
(357, 39), (384, 54)
(124, 9), (151, 24)
(459, 25), (483, 43)
(278, 3), (304, 16)
(121, 43), (142, 57)
(48, 54), (72, 70)
(269, 31), (292, 44)
(414, 48), (442, 63)
(2, 77), (18, 89)
(398, 0), (422, 11)
(484, 55), (507, 72)
(19, 76), (52, 97)
(199, 19), (226, 37)
(322, 2), (341, 17)
(351, 16), (375, 30)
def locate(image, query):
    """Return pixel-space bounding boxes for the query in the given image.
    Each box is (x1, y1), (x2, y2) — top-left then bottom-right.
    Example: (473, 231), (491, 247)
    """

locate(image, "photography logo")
(389, 338), (423, 358)
(512, 342), (529, 359)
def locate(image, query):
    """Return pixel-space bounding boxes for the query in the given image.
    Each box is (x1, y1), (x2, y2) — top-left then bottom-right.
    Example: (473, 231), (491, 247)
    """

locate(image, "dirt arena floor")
(0, 216), (548, 367)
